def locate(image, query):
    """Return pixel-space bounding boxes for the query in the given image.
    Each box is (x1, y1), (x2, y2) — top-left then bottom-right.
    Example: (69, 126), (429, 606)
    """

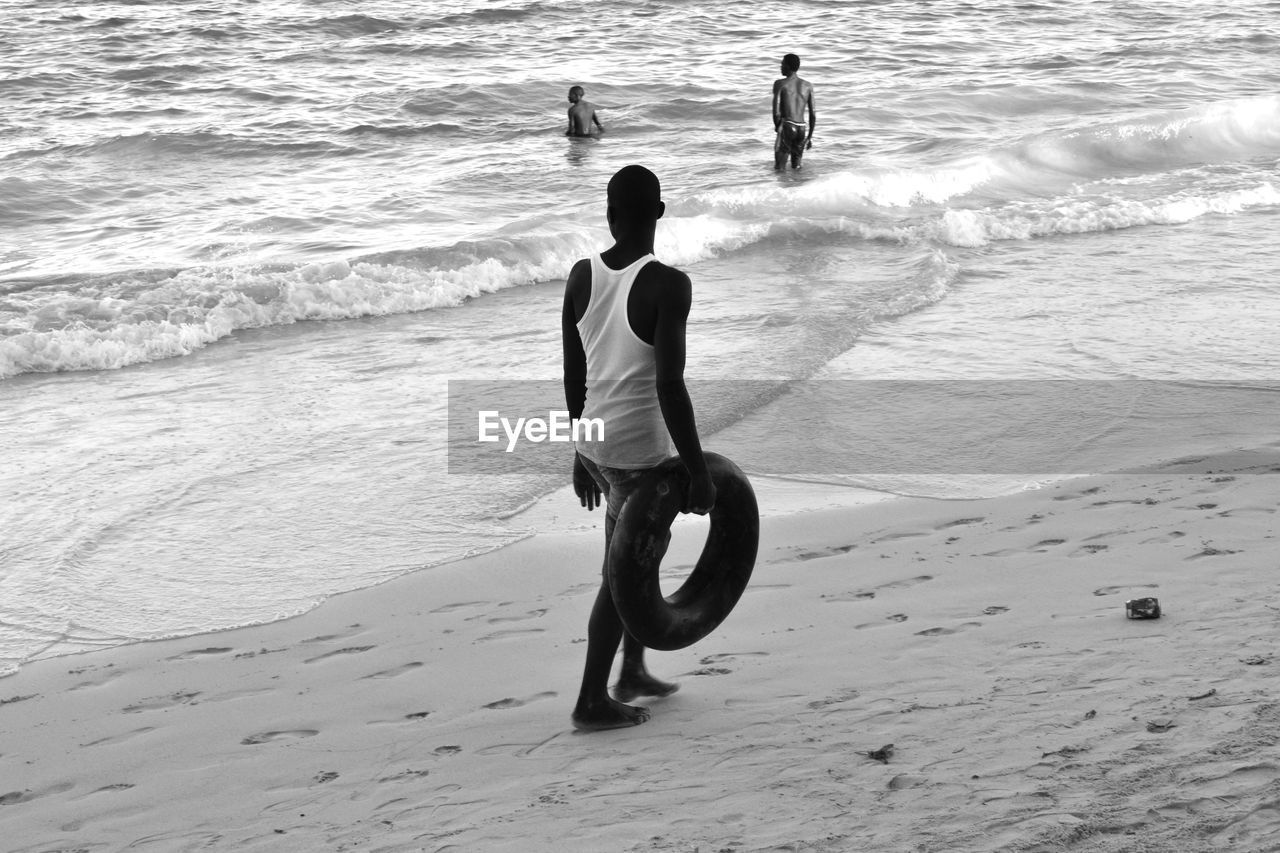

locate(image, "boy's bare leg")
(572, 581), (651, 730)
(573, 508), (649, 731)
(614, 633), (679, 702)
(613, 522), (677, 701)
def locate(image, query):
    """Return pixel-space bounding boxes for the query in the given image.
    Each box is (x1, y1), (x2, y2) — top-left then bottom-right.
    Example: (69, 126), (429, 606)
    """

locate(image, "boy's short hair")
(607, 165), (661, 221)
(782, 53), (800, 73)
(569, 85), (585, 98)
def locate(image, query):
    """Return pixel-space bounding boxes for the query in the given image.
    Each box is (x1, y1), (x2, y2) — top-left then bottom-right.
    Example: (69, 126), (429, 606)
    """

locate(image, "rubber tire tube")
(607, 452), (759, 651)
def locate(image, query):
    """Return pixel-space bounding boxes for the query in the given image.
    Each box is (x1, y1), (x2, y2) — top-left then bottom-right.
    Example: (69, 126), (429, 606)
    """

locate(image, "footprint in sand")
(482, 692), (557, 710)
(915, 621), (983, 637)
(431, 600), (489, 614)
(82, 727), (155, 748)
(1141, 531), (1187, 544)
(304, 645), (376, 664)
(123, 691), (200, 713)
(378, 769), (430, 783)
(202, 687), (276, 706)
(233, 647), (286, 660)
(681, 653), (767, 678)
(1188, 545), (1242, 559)
(87, 783), (135, 796)
(937, 517), (986, 529)
(0, 782), (74, 805)
(70, 668), (126, 691)
(1053, 486), (1101, 501)
(487, 609), (548, 624)
(301, 624), (365, 643)
(795, 543), (858, 561)
(822, 590), (878, 603)
(870, 531), (927, 544)
(166, 646), (234, 661)
(67, 662), (115, 676)
(985, 538), (1068, 557)
(363, 662), (424, 679)
(855, 613), (908, 629)
(1195, 763), (1278, 799)
(241, 729), (319, 745)
(688, 666), (733, 676)
(1093, 584), (1158, 597)
(807, 687), (860, 709)
(745, 582), (792, 594)
(983, 606), (1010, 615)
(872, 575), (934, 592)
(477, 627), (545, 643)
(1069, 543), (1110, 557)
(699, 651), (768, 664)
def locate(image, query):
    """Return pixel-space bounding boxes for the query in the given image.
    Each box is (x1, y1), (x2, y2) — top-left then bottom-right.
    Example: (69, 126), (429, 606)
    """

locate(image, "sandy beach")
(3, 448), (1279, 852)
(5, 3), (1280, 852)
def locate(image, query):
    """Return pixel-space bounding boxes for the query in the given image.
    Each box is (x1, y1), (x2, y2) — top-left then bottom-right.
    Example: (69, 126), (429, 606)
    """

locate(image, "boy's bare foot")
(613, 672), (679, 703)
(572, 697), (650, 731)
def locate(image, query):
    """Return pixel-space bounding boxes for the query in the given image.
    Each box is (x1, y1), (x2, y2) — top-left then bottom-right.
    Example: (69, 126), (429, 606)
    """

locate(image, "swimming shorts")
(578, 454), (651, 522)
(776, 120), (807, 158)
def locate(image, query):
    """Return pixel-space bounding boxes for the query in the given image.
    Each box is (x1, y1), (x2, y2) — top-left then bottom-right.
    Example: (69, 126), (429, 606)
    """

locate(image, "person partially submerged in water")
(566, 85), (605, 137)
(773, 53), (815, 169)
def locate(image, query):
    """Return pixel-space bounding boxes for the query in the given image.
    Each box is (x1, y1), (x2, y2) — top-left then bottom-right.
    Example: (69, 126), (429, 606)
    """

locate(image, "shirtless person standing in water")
(562, 165), (716, 730)
(773, 53), (816, 169)
(566, 85), (605, 137)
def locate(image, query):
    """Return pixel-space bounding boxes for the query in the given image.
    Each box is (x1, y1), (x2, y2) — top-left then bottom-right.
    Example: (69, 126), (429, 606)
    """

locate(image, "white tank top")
(575, 253), (671, 468)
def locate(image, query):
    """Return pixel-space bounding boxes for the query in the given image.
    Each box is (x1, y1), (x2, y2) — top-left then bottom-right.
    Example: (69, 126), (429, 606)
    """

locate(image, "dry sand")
(3, 448), (1279, 852)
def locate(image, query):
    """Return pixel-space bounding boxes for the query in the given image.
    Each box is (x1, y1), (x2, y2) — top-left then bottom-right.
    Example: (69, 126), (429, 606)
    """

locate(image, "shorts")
(776, 121), (807, 157)
(578, 455), (652, 522)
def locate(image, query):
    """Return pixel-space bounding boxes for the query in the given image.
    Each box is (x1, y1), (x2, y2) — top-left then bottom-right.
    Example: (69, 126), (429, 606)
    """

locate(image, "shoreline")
(3, 446), (1279, 850)
(5, 470), (900, 678)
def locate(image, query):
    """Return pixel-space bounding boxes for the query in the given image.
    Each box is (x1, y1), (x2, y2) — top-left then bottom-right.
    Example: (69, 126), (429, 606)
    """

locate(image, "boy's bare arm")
(562, 260), (601, 510)
(651, 267), (714, 513)
(561, 259), (590, 418)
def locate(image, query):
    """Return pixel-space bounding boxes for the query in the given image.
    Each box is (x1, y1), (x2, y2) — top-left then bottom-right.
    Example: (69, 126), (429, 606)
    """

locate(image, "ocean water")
(3, 0), (1279, 674)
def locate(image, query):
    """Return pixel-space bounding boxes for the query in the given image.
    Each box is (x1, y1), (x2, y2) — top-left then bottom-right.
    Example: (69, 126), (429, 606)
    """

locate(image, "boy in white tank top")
(562, 165), (716, 731)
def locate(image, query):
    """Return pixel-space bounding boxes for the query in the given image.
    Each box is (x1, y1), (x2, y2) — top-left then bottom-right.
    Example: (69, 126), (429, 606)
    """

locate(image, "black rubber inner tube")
(607, 452), (759, 651)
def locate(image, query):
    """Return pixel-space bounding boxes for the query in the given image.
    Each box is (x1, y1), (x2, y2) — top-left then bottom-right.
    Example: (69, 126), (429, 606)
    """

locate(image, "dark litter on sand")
(1125, 597), (1161, 619)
